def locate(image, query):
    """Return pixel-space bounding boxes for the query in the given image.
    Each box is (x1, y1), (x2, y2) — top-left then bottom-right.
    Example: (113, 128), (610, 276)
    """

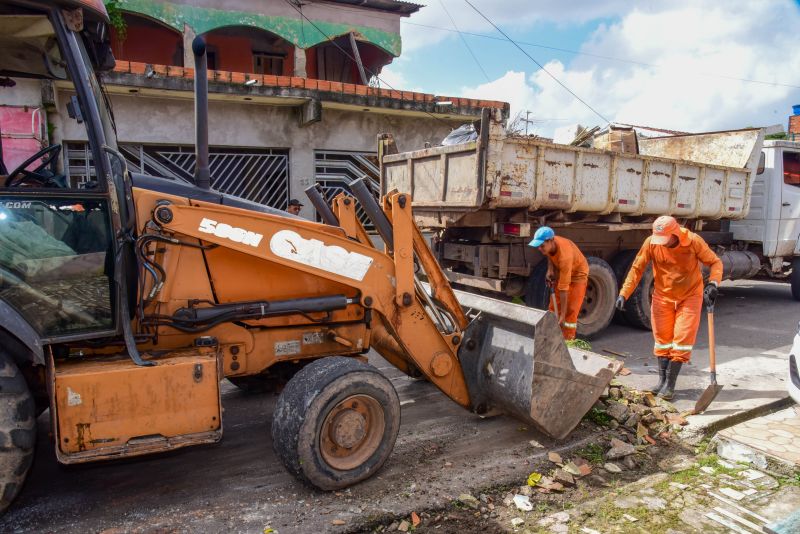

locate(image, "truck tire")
(623, 266), (654, 330)
(272, 357), (400, 490)
(577, 257), (617, 338)
(609, 250), (639, 325)
(0, 350), (36, 514)
(792, 258), (800, 301)
(524, 260), (549, 310)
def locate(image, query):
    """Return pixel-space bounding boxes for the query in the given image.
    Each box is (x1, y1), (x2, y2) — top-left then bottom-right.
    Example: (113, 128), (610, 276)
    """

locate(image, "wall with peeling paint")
(50, 88), (457, 217)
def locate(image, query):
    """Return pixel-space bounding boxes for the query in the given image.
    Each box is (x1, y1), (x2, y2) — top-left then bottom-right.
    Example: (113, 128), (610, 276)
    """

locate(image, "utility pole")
(522, 111), (535, 136)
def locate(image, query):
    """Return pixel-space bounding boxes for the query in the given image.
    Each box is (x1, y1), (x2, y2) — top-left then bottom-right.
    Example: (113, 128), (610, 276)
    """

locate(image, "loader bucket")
(453, 289), (621, 440)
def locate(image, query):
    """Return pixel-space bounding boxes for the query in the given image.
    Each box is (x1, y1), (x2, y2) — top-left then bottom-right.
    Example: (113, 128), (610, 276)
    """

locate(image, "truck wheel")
(0, 351), (36, 514)
(624, 266), (654, 330)
(792, 258), (800, 301)
(609, 250), (639, 325)
(272, 356), (400, 490)
(524, 260), (549, 310)
(577, 257), (617, 338)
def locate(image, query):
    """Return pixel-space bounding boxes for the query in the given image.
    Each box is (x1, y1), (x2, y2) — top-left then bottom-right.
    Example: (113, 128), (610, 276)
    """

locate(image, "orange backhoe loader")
(0, 0), (618, 513)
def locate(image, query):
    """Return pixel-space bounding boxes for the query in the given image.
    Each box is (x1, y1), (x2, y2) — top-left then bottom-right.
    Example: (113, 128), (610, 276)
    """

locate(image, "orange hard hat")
(651, 215), (680, 245)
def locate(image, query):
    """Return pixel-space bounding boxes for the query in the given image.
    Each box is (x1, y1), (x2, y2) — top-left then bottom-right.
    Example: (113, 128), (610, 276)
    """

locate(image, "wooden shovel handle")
(707, 310), (716, 374)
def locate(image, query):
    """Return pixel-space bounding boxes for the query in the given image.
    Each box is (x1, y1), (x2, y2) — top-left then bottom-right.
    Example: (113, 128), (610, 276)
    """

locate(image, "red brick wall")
(789, 114), (800, 135)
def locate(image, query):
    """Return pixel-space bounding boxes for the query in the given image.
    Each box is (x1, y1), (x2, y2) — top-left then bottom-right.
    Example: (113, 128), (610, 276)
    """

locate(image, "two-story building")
(0, 0), (509, 220)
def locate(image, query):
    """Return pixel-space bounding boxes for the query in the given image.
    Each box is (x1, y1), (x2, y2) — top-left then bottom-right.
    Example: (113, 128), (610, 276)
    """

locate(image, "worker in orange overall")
(616, 216), (722, 400)
(529, 226), (588, 340)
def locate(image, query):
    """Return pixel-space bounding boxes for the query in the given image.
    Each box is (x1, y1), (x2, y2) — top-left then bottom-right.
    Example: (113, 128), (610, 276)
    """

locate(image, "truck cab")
(731, 139), (800, 298)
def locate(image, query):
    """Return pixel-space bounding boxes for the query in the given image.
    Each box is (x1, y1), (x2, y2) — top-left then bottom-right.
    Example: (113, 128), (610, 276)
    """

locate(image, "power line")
(283, 0), (457, 129)
(464, 0), (612, 125)
(404, 20), (800, 90)
(439, 0), (491, 83)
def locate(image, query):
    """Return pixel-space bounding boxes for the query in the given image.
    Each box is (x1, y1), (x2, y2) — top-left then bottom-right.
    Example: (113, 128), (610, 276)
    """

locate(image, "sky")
(380, 0), (800, 138)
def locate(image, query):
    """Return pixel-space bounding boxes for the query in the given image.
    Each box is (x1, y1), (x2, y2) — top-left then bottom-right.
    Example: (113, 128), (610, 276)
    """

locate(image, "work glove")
(703, 283), (718, 309)
(615, 295), (626, 311)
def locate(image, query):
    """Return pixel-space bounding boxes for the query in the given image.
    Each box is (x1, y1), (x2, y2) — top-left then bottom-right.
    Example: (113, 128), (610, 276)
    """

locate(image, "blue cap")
(528, 226), (555, 248)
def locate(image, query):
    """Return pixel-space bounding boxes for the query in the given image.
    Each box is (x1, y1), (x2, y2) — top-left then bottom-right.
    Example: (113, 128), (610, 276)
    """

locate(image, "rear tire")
(524, 260), (549, 310)
(272, 357), (400, 490)
(791, 257), (800, 301)
(609, 250), (638, 325)
(0, 351), (36, 514)
(624, 265), (655, 330)
(577, 257), (617, 338)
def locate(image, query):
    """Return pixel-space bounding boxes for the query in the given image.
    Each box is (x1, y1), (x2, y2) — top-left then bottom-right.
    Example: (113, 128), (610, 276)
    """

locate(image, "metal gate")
(314, 150), (380, 231)
(65, 143), (290, 209)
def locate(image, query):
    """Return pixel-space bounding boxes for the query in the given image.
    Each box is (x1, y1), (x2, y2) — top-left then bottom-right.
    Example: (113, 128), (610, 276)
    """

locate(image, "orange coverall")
(546, 236), (589, 340)
(619, 228), (722, 363)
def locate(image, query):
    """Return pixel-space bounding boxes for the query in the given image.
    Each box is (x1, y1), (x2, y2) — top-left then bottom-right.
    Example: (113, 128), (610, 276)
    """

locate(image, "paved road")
(1, 280), (796, 533)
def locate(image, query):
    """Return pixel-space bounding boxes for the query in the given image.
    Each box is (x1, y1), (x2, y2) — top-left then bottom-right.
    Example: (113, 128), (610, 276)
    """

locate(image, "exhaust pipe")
(192, 36), (211, 190)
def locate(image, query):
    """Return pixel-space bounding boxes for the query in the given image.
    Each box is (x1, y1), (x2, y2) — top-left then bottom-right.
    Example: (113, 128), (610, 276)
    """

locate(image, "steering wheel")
(6, 144), (63, 187)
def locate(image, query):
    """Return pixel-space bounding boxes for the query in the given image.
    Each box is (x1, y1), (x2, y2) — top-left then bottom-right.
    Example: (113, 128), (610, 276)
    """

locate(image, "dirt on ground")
(350, 383), (800, 534)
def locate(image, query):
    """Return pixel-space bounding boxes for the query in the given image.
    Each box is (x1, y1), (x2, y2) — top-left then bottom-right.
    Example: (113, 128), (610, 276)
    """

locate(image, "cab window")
(784, 151), (800, 187)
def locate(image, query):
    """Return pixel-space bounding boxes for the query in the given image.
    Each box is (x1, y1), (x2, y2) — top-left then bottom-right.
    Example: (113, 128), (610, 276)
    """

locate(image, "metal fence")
(65, 143), (290, 209)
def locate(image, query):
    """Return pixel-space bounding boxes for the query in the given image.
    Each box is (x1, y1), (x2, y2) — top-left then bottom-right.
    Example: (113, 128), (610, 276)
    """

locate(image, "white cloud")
(459, 0), (800, 136)
(402, 0), (630, 52)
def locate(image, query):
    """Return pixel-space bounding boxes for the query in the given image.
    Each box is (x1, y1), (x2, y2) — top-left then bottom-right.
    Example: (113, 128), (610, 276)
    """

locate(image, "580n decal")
(198, 218), (264, 247)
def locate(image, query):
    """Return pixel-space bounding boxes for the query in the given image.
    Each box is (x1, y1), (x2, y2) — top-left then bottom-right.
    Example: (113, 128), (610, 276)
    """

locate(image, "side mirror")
(757, 151), (765, 175)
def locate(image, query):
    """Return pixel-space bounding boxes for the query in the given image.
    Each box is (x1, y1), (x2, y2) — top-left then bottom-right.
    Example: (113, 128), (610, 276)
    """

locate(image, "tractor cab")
(0, 1), (126, 357)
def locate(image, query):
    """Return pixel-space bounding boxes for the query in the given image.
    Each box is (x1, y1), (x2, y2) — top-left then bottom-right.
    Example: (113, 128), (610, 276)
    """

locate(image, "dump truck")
(380, 109), (797, 337)
(0, 0), (619, 512)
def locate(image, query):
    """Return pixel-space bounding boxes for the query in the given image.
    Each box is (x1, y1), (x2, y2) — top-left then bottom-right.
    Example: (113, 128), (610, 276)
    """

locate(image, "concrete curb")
(683, 396), (794, 443)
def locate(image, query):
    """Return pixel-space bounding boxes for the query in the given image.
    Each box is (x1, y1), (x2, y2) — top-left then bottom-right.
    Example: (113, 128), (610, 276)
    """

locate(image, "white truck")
(379, 109), (800, 337)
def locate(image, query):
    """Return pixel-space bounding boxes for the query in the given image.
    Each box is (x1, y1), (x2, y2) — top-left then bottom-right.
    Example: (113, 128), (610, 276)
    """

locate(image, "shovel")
(549, 285), (560, 323)
(693, 300), (723, 414)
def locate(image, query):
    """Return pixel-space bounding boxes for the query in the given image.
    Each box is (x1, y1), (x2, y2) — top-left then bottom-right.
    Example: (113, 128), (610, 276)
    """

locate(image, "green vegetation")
(576, 443), (605, 465)
(106, 1), (127, 40)
(766, 132), (788, 140)
(566, 338), (592, 350)
(584, 407), (612, 427)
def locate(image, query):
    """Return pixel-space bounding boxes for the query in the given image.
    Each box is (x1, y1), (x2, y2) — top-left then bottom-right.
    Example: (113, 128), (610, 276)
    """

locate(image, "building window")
(253, 52), (285, 75)
(785, 151), (800, 187)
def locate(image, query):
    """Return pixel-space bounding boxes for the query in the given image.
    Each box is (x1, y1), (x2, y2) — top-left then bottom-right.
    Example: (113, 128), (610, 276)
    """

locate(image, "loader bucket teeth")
(453, 289), (620, 440)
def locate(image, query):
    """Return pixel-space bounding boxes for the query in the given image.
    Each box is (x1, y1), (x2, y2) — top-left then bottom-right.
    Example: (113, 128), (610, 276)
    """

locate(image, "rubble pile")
(594, 382), (689, 445)
(369, 385), (692, 532)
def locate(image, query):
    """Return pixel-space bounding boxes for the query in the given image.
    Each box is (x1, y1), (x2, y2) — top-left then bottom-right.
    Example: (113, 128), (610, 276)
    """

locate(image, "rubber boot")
(658, 360), (683, 400)
(648, 357), (670, 394)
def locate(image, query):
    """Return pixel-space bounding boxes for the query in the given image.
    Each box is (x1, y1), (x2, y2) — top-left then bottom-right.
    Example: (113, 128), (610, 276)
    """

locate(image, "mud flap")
(453, 289), (621, 440)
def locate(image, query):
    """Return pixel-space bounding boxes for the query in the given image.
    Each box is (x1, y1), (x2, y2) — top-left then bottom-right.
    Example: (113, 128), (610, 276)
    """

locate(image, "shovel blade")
(452, 289), (620, 439)
(693, 383), (724, 414)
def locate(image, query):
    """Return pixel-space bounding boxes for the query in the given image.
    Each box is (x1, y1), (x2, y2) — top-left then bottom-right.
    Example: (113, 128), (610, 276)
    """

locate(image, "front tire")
(271, 357), (400, 490)
(577, 257), (617, 338)
(0, 351), (36, 514)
